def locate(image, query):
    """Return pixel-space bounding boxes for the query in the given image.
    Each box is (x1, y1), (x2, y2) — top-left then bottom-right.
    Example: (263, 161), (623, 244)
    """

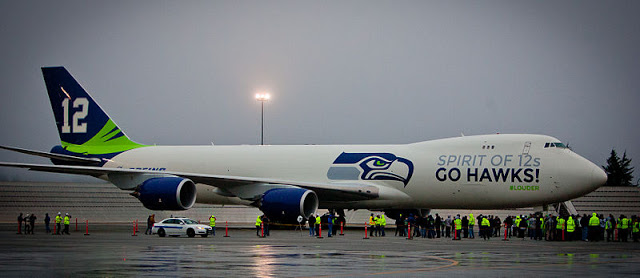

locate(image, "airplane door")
(522, 141), (531, 154)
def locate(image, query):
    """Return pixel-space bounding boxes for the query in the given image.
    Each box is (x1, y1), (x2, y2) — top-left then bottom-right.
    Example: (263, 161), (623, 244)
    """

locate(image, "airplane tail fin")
(41, 67), (145, 156)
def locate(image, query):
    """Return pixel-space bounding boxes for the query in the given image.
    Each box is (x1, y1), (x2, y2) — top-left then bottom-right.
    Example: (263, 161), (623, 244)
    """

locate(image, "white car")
(152, 217), (212, 238)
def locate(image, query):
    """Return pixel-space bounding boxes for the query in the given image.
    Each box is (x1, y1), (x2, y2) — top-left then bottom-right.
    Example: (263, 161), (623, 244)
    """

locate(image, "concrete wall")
(1, 181), (539, 226)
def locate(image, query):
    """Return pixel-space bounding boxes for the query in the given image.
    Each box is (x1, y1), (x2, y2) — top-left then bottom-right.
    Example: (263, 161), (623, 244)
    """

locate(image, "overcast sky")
(1, 0), (638, 182)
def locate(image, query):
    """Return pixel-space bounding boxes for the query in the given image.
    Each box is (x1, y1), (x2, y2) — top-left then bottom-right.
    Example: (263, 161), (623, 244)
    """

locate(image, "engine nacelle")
(260, 188), (318, 222)
(134, 177), (197, 210)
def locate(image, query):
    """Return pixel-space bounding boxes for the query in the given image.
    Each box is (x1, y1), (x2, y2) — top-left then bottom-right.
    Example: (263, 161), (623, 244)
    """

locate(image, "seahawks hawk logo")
(327, 152), (414, 187)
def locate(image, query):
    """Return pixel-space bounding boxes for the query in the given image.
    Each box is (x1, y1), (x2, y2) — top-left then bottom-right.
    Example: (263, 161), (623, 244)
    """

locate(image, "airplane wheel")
(158, 229), (166, 237)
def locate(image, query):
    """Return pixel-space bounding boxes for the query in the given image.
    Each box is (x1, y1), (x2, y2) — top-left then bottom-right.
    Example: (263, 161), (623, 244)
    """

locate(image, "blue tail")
(41, 67), (145, 155)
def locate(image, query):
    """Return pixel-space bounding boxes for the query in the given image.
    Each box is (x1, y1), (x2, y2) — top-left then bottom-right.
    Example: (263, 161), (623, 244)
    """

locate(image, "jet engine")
(259, 187), (318, 222)
(132, 177), (197, 210)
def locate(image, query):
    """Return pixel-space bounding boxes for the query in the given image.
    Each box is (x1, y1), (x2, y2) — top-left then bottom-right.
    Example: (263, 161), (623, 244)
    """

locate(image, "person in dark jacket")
(145, 214), (155, 235)
(580, 214), (589, 241)
(519, 216), (527, 239)
(29, 214), (37, 234)
(17, 213), (23, 234)
(44, 213), (51, 234)
(435, 214), (442, 238)
(461, 216), (468, 238)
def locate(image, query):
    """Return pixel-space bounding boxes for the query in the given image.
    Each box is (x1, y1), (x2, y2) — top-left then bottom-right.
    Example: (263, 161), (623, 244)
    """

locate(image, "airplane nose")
(591, 165), (608, 188)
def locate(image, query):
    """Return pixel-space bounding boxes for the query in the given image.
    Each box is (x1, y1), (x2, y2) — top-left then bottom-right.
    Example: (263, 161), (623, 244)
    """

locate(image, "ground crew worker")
(632, 217), (639, 242)
(556, 216), (565, 241)
(63, 213), (70, 235)
(605, 215), (615, 242)
(566, 216), (576, 241)
(315, 214), (321, 236)
(468, 213), (475, 239)
(255, 215), (263, 237)
(588, 213), (600, 242)
(453, 216), (462, 240)
(481, 216), (490, 240)
(374, 214), (381, 237)
(514, 216), (521, 238)
(209, 214), (216, 236)
(55, 212), (62, 235)
(369, 213), (375, 237)
(327, 213), (334, 237)
(619, 215), (629, 242)
(379, 214), (386, 237)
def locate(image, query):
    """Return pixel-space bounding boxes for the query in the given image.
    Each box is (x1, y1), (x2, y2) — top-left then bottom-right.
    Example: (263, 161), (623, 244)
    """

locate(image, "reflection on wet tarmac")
(1, 229), (639, 277)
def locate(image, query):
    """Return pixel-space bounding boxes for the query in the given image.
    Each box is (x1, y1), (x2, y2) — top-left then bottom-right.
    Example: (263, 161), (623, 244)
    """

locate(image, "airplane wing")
(0, 145), (102, 164)
(0, 162), (381, 202)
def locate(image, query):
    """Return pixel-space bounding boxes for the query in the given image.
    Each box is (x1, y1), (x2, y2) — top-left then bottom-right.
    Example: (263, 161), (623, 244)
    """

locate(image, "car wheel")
(187, 229), (195, 238)
(158, 229), (166, 237)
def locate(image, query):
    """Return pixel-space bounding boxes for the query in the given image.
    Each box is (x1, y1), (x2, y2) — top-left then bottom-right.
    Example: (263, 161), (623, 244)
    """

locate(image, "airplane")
(0, 67), (607, 222)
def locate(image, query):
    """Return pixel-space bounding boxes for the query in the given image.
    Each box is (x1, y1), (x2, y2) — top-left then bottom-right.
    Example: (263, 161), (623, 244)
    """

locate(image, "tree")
(602, 149), (635, 186)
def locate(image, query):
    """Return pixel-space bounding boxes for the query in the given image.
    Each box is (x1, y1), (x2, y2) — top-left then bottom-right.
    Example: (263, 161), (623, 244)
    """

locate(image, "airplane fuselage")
(104, 134), (605, 210)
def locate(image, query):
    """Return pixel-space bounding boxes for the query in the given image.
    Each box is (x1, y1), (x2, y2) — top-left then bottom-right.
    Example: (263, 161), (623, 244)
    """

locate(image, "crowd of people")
(301, 211), (639, 243)
(387, 212), (640, 242)
(18, 210), (640, 242)
(307, 212), (347, 237)
(17, 212), (72, 235)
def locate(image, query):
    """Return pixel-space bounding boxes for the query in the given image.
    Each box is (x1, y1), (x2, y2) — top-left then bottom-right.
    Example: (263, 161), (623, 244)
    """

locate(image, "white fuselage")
(103, 134), (606, 210)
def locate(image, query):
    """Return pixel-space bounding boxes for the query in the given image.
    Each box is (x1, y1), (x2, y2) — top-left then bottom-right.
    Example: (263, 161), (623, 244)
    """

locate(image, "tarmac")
(1, 224), (639, 277)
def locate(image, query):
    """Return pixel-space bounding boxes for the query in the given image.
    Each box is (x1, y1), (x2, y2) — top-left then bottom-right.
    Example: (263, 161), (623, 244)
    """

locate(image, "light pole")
(255, 93), (270, 145)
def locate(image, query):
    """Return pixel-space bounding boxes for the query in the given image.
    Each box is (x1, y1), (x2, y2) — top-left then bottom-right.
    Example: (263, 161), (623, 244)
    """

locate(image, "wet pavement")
(1, 225), (639, 277)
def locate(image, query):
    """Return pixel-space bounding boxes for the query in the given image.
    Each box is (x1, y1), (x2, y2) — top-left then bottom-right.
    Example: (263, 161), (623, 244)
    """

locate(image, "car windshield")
(182, 219), (198, 225)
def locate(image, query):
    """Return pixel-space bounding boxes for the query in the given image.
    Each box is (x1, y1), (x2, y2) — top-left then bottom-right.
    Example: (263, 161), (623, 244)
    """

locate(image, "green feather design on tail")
(61, 120), (147, 155)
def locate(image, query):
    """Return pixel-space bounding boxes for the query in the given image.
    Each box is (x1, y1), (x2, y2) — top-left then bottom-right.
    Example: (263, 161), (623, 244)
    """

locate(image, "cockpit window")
(544, 142), (568, 149)
(554, 142), (567, 148)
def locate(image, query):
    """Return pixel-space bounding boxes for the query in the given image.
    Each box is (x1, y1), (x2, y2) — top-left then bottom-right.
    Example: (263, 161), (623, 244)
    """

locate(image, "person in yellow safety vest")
(566, 216), (576, 241)
(255, 215), (263, 237)
(619, 215), (630, 242)
(468, 213), (475, 239)
(379, 214), (386, 237)
(374, 214), (381, 237)
(315, 214), (322, 236)
(209, 214), (216, 236)
(632, 217), (639, 242)
(481, 216), (490, 240)
(605, 215), (615, 242)
(55, 212), (62, 235)
(453, 216), (462, 240)
(63, 213), (71, 235)
(536, 216), (544, 241)
(369, 213), (376, 237)
(588, 213), (600, 242)
(555, 216), (565, 241)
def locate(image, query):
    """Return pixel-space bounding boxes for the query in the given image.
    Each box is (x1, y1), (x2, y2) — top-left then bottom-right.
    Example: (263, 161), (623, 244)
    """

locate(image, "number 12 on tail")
(61, 97), (88, 134)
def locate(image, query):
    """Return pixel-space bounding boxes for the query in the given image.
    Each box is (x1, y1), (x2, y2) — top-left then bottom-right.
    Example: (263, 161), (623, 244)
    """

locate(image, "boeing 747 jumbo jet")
(0, 67), (607, 221)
